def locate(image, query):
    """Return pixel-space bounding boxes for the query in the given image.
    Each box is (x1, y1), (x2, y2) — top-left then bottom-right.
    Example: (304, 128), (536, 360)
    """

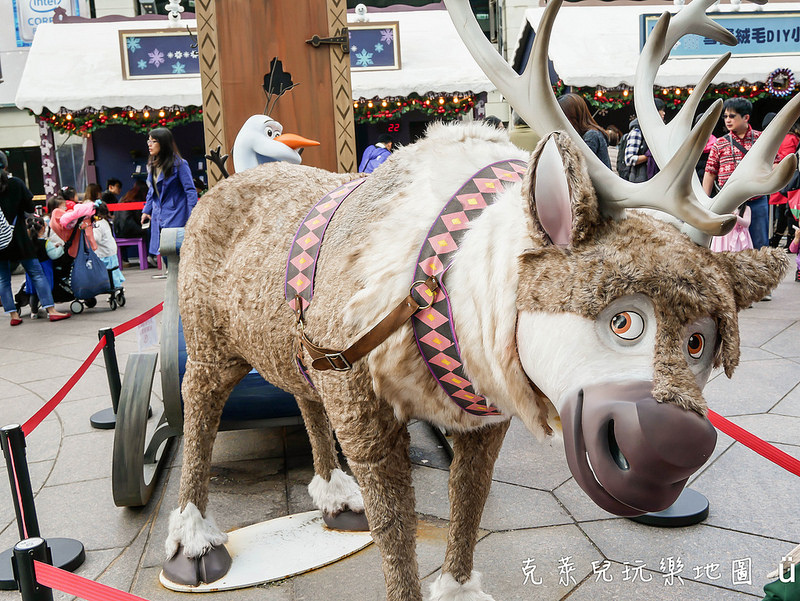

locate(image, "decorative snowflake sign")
(348, 22), (401, 71)
(148, 49), (165, 67)
(120, 29), (200, 79)
(355, 49), (374, 67)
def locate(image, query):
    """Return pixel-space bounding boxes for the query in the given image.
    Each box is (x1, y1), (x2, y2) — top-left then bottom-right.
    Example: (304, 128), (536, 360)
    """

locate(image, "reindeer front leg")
(322, 377), (421, 601)
(430, 420), (510, 601)
(163, 357), (251, 586)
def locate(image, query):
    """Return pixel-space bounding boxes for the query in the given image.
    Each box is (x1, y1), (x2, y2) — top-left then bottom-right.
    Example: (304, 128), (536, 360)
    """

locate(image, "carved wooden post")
(195, 0), (356, 187)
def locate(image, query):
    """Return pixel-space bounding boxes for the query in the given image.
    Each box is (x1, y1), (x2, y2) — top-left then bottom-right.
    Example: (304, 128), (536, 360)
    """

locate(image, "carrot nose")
(275, 133), (320, 150)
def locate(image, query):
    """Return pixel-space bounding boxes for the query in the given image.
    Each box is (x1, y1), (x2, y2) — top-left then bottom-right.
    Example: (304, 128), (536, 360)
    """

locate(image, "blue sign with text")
(641, 11), (800, 58)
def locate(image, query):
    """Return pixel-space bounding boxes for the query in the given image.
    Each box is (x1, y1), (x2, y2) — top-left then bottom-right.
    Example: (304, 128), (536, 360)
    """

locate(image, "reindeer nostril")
(608, 420), (630, 471)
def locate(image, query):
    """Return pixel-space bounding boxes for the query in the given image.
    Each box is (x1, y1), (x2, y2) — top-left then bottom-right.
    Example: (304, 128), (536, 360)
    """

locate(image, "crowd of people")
(486, 95), (800, 290)
(3, 101), (798, 327)
(0, 127), (197, 326)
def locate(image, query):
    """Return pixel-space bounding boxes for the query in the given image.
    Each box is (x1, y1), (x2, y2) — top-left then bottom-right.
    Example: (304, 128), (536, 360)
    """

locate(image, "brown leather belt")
(296, 276), (438, 372)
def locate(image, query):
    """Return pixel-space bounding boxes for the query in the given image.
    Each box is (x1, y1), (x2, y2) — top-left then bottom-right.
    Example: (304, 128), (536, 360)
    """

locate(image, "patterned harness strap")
(411, 159), (527, 417)
(283, 159), (526, 419)
(285, 178), (367, 313)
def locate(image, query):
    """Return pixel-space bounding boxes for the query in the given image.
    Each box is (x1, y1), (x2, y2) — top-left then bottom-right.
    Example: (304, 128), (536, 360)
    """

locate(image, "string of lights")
(35, 106), (203, 136)
(353, 92), (476, 124)
(580, 70), (796, 111)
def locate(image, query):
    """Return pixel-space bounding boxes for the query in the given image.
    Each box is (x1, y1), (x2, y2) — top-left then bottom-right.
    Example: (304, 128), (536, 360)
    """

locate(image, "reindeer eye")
(610, 311), (644, 340)
(687, 333), (705, 359)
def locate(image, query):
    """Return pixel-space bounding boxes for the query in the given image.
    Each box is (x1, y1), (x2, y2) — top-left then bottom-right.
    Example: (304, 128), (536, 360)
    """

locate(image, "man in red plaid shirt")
(702, 97), (769, 251)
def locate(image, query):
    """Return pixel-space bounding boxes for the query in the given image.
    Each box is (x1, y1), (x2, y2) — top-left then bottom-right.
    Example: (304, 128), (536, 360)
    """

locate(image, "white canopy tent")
(16, 11), (495, 112)
(15, 19), (202, 114)
(515, 3), (800, 88)
(347, 9), (495, 99)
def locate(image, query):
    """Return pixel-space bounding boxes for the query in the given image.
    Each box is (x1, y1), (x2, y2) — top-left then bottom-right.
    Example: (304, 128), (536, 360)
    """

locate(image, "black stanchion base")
(629, 488), (709, 528)
(0, 537), (86, 590)
(90, 405), (152, 430)
(90, 406), (117, 429)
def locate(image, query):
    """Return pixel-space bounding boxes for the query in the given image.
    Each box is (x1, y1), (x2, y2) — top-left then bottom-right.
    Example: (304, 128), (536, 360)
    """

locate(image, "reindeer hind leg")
(295, 394), (368, 531)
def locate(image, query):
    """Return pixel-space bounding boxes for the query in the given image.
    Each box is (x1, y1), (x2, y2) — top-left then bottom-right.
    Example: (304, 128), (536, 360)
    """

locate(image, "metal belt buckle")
(324, 352), (352, 371)
(410, 278), (437, 310)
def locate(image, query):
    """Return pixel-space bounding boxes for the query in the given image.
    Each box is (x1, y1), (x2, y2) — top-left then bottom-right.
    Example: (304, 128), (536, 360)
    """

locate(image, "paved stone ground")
(1, 262), (799, 601)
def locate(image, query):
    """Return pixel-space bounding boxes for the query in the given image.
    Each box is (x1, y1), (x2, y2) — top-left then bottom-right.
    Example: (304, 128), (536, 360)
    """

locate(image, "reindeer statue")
(162, 0), (800, 598)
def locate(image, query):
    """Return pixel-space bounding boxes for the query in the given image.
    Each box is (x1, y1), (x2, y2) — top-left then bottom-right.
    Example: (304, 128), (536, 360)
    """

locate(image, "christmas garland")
(576, 82), (775, 111)
(353, 93), (475, 124)
(766, 68), (796, 97)
(35, 106), (203, 136)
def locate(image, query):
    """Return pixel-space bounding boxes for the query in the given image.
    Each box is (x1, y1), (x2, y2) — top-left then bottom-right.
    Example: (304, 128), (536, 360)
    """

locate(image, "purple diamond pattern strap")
(285, 178), (367, 313)
(412, 159), (527, 417)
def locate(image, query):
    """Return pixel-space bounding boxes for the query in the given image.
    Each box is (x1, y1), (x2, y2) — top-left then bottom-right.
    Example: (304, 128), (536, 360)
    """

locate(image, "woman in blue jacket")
(141, 128), (198, 261)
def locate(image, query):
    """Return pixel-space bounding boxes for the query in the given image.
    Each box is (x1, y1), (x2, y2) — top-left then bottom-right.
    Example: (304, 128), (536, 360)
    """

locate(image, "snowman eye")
(610, 311), (644, 341)
(265, 127), (274, 138)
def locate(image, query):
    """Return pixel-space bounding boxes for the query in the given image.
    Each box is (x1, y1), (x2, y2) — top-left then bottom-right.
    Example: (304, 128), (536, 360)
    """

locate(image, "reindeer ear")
(532, 137), (572, 247)
(713, 247), (789, 310)
(523, 132), (602, 248)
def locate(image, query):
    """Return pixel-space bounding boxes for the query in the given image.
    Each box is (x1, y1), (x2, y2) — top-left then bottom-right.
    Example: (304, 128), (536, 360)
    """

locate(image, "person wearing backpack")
(622, 98), (666, 183)
(703, 98), (770, 252)
(0, 152), (70, 324)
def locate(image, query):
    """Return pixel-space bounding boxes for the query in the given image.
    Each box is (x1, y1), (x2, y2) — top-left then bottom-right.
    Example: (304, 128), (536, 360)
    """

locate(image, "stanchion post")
(0, 425), (86, 591)
(100, 327), (122, 412)
(91, 327), (121, 429)
(11, 538), (53, 601)
(1, 424), (41, 540)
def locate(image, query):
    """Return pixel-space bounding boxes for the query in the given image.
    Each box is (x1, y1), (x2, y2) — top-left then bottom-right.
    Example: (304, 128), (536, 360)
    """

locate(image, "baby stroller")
(15, 217), (126, 315)
(14, 252), (125, 315)
(58, 250), (126, 314)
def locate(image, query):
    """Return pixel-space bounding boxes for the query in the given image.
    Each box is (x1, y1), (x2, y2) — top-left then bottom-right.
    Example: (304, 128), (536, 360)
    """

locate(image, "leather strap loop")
(300, 276), (439, 372)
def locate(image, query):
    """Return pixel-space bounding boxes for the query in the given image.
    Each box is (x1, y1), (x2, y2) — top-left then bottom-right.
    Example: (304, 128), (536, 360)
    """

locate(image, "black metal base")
(0, 537), (85, 590)
(629, 488), (709, 528)
(90, 406), (117, 429)
(91, 405), (152, 430)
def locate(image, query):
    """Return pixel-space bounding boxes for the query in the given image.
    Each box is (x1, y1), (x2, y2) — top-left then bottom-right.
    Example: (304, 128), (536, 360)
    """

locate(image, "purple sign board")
(119, 29), (200, 80)
(349, 21), (401, 71)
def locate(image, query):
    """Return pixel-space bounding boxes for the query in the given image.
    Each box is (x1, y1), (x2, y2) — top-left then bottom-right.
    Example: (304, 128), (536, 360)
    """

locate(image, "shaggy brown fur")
(175, 124), (787, 601)
(515, 214), (788, 412)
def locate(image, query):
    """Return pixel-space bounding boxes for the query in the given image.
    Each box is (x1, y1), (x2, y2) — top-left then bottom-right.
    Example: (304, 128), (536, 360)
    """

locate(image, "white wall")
(504, 0), (533, 60)
(1, 0), (135, 148)
(0, 107), (38, 147)
(95, 0), (136, 18)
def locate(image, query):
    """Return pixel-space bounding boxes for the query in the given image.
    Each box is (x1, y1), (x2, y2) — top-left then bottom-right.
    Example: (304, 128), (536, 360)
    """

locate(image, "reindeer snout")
(561, 381), (717, 515)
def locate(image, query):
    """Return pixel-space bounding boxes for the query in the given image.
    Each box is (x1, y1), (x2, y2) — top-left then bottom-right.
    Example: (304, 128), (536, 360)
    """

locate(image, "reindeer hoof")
(163, 544), (232, 586)
(322, 510), (369, 532)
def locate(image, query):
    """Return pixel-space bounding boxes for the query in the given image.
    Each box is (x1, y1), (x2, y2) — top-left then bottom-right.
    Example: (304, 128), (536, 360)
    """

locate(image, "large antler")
(443, 0), (799, 241)
(634, 0), (800, 243)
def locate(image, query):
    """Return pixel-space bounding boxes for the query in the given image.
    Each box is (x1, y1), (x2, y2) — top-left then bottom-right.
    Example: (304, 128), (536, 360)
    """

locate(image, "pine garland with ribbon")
(35, 106), (203, 136)
(354, 93), (476, 124)
(576, 81), (776, 112)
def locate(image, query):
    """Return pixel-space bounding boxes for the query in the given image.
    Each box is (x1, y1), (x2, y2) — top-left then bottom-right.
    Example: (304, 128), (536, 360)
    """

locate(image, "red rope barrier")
(112, 302), (164, 337)
(107, 202), (145, 211)
(708, 409), (800, 478)
(35, 560), (152, 601)
(7, 446), (29, 539)
(20, 302), (164, 437)
(21, 339), (106, 437)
